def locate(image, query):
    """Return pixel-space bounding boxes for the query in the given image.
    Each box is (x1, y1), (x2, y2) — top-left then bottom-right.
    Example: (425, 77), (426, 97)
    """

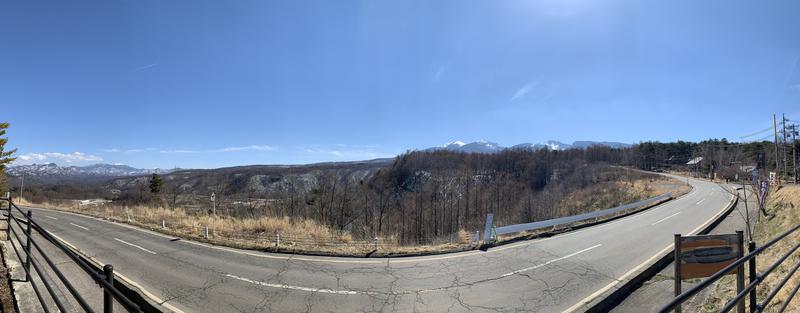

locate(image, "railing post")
(103, 264), (114, 313)
(5, 195), (10, 240)
(748, 240), (757, 313)
(674, 234), (682, 313)
(736, 230), (745, 313)
(24, 210), (32, 282)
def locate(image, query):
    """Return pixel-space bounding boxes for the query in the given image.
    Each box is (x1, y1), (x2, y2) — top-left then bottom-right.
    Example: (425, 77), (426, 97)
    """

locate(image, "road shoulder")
(612, 189), (756, 312)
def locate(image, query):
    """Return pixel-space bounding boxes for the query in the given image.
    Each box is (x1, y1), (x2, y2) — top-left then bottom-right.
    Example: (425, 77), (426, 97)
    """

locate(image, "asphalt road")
(18, 176), (733, 313)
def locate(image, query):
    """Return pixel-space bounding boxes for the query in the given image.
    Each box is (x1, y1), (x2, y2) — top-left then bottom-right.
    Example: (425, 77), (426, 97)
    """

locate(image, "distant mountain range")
(7, 140), (630, 183)
(7, 163), (176, 179)
(425, 140), (631, 153)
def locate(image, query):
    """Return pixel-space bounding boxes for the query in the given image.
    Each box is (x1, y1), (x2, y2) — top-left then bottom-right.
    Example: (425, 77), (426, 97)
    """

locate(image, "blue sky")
(2, 0), (800, 169)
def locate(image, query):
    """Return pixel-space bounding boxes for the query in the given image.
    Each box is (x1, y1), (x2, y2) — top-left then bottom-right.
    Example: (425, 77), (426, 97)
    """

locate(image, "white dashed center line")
(114, 238), (157, 255)
(651, 212), (681, 226)
(69, 223), (89, 231)
(225, 274), (370, 295)
(45, 215), (58, 220)
(695, 198), (706, 205)
(500, 244), (602, 278)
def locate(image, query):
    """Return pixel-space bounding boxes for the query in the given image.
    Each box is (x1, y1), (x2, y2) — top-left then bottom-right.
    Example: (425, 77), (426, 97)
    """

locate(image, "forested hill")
(15, 139), (789, 244)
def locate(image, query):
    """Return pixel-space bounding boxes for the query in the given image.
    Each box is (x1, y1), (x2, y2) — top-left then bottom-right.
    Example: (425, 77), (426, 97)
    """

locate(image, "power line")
(739, 125), (774, 139)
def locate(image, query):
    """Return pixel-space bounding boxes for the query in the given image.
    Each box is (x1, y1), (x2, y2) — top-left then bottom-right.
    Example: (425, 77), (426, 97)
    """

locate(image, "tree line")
(9, 138), (796, 244)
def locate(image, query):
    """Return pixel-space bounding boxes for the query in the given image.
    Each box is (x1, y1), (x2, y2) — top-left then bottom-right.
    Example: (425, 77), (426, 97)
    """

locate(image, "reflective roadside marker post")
(483, 214), (495, 244)
(211, 192), (216, 236)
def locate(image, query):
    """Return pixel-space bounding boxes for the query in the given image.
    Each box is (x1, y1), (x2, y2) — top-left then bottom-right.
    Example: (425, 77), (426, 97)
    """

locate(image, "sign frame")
(673, 231), (745, 313)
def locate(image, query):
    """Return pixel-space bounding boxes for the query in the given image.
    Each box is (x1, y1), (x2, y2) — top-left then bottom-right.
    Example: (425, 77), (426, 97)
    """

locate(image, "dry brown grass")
(497, 176), (689, 244)
(16, 198), (477, 257)
(558, 176), (691, 213)
(703, 185), (800, 313)
(14, 175), (688, 257)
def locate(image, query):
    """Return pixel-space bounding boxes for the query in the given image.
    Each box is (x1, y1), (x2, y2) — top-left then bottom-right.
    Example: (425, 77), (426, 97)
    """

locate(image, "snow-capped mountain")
(7, 163), (175, 178)
(509, 140), (570, 151)
(428, 140), (503, 153)
(427, 140), (631, 153)
(571, 141), (631, 149)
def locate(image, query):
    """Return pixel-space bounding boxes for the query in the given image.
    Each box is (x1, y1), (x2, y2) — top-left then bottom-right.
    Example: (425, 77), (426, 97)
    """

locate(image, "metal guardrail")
(1, 196), (143, 313)
(659, 223), (800, 313)
(493, 192), (673, 237)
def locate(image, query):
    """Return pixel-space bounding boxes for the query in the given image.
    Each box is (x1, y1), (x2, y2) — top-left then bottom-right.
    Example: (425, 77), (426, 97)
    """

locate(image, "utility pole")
(19, 172), (24, 201)
(774, 114), (780, 182)
(783, 113), (788, 181)
(792, 124), (798, 183)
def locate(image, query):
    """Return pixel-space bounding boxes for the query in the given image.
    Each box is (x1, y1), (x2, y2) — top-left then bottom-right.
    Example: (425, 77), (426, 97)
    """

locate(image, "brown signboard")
(677, 233), (741, 279)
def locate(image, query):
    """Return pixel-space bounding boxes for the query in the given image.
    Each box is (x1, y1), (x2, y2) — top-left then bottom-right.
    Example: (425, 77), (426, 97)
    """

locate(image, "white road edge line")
(562, 193), (736, 313)
(695, 198), (706, 205)
(114, 238), (157, 255)
(225, 273), (372, 295)
(651, 212), (681, 226)
(48, 233), (185, 313)
(45, 215), (58, 220)
(500, 244), (602, 278)
(69, 222), (89, 231)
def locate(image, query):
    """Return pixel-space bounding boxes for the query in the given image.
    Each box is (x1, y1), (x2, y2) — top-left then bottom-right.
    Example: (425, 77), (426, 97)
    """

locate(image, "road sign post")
(674, 232), (745, 313)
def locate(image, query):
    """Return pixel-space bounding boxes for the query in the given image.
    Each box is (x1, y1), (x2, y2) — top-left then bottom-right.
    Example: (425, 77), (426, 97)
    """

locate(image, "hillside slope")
(705, 185), (800, 312)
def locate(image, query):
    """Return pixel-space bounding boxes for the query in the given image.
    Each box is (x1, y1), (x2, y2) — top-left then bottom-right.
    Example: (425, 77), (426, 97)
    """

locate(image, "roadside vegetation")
(9, 138), (788, 255)
(16, 170), (684, 256)
(0, 122), (16, 312)
(15, 156), (689, 256)
(703, 185), (800, 312)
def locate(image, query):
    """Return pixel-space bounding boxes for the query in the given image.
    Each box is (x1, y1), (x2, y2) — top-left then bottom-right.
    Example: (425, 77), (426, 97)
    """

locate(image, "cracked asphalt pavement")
(21, 177), (732, 313)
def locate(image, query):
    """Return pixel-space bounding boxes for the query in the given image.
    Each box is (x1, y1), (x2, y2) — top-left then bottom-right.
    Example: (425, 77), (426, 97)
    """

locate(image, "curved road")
(23, 177), (733, 313)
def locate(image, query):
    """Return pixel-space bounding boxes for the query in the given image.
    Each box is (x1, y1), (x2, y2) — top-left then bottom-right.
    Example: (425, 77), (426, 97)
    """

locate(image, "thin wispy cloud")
(104, 148), (144, 154)
(133, 63), (158, 72)
(432, 65), (446, 82)
(17, 152), (102, 164)
(159, 145), (277, 154)
(305, 148), (393, 160)
(510, 80), (540, 101)
(209, 145), (275, 153)
(159, 149), (200, 154)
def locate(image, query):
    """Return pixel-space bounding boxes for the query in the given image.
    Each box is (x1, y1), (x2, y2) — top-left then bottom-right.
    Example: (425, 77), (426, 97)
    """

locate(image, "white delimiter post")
(211, 192), (216, 236)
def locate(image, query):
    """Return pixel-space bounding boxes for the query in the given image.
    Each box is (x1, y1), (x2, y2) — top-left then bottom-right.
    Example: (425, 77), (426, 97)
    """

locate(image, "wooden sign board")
(677, 233), (741, 279)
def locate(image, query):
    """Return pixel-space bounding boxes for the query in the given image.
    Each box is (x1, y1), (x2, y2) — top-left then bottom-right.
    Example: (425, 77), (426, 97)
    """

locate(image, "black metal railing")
(659, 223), (800, 313)
(1, 195), (142, 313)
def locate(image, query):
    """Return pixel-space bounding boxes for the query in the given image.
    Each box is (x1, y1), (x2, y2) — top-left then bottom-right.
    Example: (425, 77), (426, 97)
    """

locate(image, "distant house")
(739, 165), (757, 173)
(686, 157), (703, 165)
